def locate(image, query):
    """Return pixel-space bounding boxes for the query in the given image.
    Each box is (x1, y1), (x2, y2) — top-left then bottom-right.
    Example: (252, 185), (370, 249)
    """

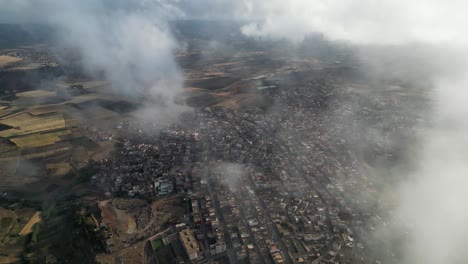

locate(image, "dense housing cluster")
(91, 70), (418, 264)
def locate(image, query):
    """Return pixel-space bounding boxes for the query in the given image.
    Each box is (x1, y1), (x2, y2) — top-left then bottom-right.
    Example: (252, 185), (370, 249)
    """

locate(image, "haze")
(0, 1), (466, 263)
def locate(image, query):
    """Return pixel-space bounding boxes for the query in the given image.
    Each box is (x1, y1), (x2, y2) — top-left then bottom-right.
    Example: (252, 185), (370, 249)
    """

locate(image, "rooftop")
(179, 228), (200, 257)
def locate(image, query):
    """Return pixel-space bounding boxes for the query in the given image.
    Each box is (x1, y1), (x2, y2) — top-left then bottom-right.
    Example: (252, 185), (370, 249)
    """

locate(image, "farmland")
(0, 58), (141, 190)
(0, 206), (40, 264)
(0, 55), (22, 68)
(16, 90), (56, 98)
(26, 105), (60, 116)
(10, 129), (71, 148)
(46, 162), (73, 177)
(18, 212), (41, 236)
(0, 38), (298, 263)
(0, 112), (66, 138)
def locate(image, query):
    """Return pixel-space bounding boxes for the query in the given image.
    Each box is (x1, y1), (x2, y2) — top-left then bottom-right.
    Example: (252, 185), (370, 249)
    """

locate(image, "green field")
(150, 238), (164, 251)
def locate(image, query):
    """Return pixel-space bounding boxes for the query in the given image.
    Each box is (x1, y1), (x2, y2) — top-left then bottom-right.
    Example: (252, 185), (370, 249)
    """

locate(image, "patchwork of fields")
(0, 207), (41, 264)
(0, 80), (132, 187)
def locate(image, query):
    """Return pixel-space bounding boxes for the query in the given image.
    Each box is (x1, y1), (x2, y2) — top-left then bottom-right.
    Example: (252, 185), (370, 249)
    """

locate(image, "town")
(0, 2), (459, 263)
(85, 69), (422, 264)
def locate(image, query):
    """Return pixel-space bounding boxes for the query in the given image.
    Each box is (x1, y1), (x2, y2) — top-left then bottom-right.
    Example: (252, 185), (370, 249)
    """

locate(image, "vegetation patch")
(150, 238), (163, 251)
(1, 217), (13, 230)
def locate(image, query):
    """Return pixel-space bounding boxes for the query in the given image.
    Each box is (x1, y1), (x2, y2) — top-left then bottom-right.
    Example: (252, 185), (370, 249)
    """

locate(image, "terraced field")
(0, 112), (66, 138)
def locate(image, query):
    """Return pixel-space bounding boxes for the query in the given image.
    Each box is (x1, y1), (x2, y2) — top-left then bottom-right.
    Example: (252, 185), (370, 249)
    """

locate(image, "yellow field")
(16, 90), (56, 98)
(46, 162), (72, 177)
(27, 105), (60, 116)
(19, 212), (41, 236)
(0, 112), (65, 138)
(0, 106), (22, 118)
(20, 146), (70, 160)
(0, 55), (22, 67)
(10, 129), (71, 148)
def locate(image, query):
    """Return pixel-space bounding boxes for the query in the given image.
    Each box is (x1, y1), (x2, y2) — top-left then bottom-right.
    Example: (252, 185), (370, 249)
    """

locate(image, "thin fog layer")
(2, 0), (184, 108)
(397, 75), (468, 263)
(235, 1), (468, 264)
(239, 0), (467, 45)
(2, 1), (468, 263)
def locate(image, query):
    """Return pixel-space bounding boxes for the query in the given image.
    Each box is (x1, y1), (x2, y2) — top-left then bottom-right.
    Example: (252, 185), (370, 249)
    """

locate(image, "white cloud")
(2, 1), (468, 263)
(239, 0), (468, 45)
(235, 1), (468, 263)
(1, 0), (186, 120)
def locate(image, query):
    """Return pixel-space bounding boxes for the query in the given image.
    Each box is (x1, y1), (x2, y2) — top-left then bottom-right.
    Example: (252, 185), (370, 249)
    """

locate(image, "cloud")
(238, 0), (468, 45)
(396, 75), (468, 263)
(2, 1), (468, 263)
(212, 162), (247, 190)
(220, 1), (468, 263)
(1, 0), (186, 116)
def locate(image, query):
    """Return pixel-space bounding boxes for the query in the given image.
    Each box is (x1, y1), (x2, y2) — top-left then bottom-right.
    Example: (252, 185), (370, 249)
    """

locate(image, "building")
(210, 241), (227, 255)
(179, 228), (201, 261)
